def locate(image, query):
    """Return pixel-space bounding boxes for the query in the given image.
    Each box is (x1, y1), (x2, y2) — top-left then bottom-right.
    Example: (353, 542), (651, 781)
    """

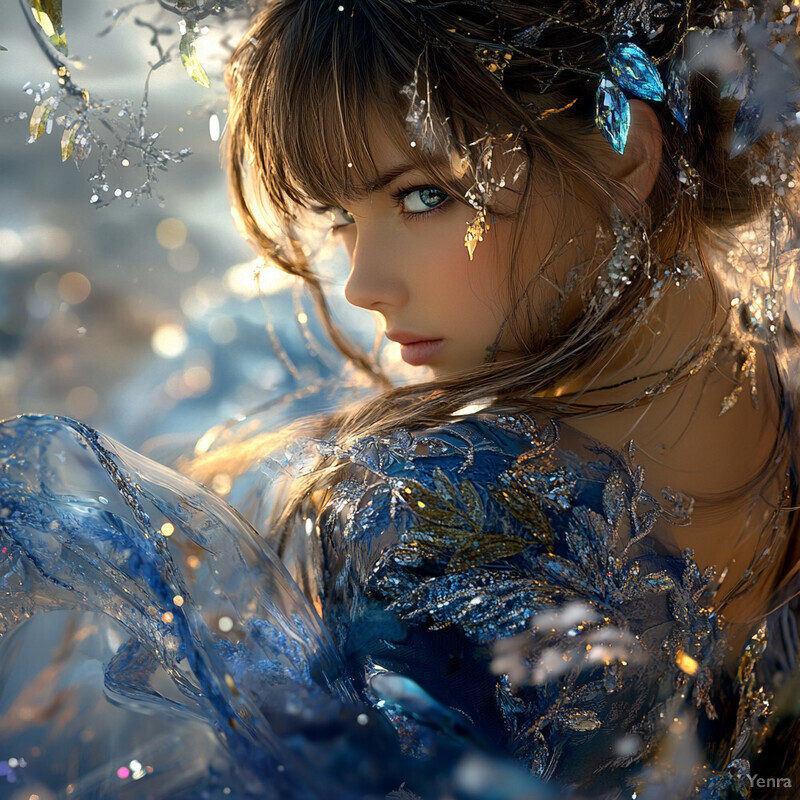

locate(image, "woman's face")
(325, 125), (574, 379)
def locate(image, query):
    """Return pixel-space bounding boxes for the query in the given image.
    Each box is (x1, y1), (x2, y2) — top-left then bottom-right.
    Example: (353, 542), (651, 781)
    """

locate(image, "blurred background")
(0, 0), (387, 461)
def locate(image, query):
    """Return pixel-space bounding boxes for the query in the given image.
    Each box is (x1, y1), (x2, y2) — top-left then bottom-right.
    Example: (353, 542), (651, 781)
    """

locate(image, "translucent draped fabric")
(1, 412), (798, 799)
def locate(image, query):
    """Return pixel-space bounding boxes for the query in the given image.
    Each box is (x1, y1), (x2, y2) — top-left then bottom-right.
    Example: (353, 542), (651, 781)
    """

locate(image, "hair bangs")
(234, 1), (455, 224)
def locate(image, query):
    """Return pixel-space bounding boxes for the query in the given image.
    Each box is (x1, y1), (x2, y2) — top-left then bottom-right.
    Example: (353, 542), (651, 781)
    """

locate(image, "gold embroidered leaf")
(489, 485), (554, 549)
(180, 25), (211, 88)
(431, 468), (457, 507)
(403, 474), (484, 535)
(447, 534), (534, 573)
(30, 0), (67, 56)
(459, 478), (485, 531)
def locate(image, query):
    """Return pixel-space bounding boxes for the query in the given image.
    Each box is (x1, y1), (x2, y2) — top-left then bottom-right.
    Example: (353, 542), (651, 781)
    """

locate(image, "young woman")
(2, 1), (800, 798)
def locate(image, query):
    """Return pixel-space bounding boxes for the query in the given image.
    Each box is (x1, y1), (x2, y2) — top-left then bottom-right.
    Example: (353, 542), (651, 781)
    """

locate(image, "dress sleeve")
(313, 414), (758, 798)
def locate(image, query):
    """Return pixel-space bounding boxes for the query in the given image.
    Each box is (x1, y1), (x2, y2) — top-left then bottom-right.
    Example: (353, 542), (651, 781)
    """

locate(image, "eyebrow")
(308, 159), (451, 212)
(345, 163), (419, 200)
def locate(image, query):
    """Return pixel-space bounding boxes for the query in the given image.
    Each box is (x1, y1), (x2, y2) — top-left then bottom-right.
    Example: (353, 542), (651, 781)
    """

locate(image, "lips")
(386, 332), (444, 366)
(398, 339), (444, 366)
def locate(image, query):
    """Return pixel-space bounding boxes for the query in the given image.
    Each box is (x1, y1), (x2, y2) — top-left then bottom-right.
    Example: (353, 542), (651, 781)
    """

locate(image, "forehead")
(338, 124), (431, 199)
(303, 110), (453, 206)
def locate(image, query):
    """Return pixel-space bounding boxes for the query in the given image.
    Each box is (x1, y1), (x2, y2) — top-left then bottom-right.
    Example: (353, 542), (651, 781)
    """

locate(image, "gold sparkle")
(676, 649), (699, 675)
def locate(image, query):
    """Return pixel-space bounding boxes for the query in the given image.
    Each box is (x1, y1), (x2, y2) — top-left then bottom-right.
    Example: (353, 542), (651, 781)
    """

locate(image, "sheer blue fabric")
(0, 413), (797, 798)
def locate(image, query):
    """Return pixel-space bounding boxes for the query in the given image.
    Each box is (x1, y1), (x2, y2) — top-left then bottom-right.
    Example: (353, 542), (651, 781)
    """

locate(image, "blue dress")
(0, 411), (798, 799)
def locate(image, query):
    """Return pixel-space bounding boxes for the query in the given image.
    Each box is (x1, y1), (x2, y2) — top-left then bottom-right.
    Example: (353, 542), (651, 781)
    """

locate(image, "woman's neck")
(553, 275), (728, 413)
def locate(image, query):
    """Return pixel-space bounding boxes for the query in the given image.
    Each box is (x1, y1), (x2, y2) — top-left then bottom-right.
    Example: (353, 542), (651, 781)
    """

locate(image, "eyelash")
(323, 184), (452, 232)
(391, 185), (452, 222)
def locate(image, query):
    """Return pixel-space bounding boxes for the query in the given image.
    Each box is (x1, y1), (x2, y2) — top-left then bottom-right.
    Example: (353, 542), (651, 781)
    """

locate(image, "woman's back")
(557, 278), (799, 660)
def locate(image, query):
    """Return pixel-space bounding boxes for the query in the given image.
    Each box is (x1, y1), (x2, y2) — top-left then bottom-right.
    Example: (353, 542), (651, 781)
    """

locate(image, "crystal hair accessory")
(599, 41), (666, 153)
(394, 0), (800, 420)
(400, 0), (800, 267)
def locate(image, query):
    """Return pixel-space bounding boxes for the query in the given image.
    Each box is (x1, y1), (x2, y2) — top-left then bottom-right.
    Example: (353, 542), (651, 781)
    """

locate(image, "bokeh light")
(57, 272), (91, 305)
(168, 242), (199, 272)
(155, 218), (188, 250)
(0, 229), (23, 262)
(151, 323), (189, 359)
(208, 314), (237, 344)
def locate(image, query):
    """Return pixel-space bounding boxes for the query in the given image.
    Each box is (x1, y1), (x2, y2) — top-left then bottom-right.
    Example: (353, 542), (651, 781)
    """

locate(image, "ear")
(608, 99), (663, 212)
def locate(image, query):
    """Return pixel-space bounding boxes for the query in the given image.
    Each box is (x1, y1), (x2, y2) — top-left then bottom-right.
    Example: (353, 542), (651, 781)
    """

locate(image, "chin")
(430, 363), (474, 381)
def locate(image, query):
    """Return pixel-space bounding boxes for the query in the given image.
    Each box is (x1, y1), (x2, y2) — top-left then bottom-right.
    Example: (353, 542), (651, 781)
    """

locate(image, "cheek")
(416, 213), (510, 321)
(415, 217), (475, 285)
(437, 234), (501, 308)
(465, 221), (513, 307)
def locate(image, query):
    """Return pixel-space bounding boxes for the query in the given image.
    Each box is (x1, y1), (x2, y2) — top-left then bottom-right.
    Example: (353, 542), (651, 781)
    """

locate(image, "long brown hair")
(215, 0), (800, 611)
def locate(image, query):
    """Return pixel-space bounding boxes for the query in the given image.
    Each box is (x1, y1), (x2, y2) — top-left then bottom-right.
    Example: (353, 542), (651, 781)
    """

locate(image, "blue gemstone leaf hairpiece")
(596, 77), (631, 154)
(666, 58), (690, 131)
(607, 42), (665, 102)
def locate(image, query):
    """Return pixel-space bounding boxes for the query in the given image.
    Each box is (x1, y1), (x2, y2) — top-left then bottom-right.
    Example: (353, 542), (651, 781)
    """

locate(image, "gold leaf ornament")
(489, 483), (554, 549)
(180, 22), (211, 88)
(464, 208), (489, 260)
(446, 533), (535, 573)
(29, 99), (57, 142)
(60, 121), (84, 162)
(29, 0), (68, 56)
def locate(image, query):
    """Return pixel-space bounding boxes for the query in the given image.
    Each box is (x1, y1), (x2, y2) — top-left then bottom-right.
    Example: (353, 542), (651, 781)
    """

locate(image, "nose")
(343, 224), (408, 312)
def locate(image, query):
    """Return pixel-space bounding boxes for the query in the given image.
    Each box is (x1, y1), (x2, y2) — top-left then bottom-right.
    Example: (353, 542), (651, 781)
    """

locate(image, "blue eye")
(401, 187), (449, 214)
